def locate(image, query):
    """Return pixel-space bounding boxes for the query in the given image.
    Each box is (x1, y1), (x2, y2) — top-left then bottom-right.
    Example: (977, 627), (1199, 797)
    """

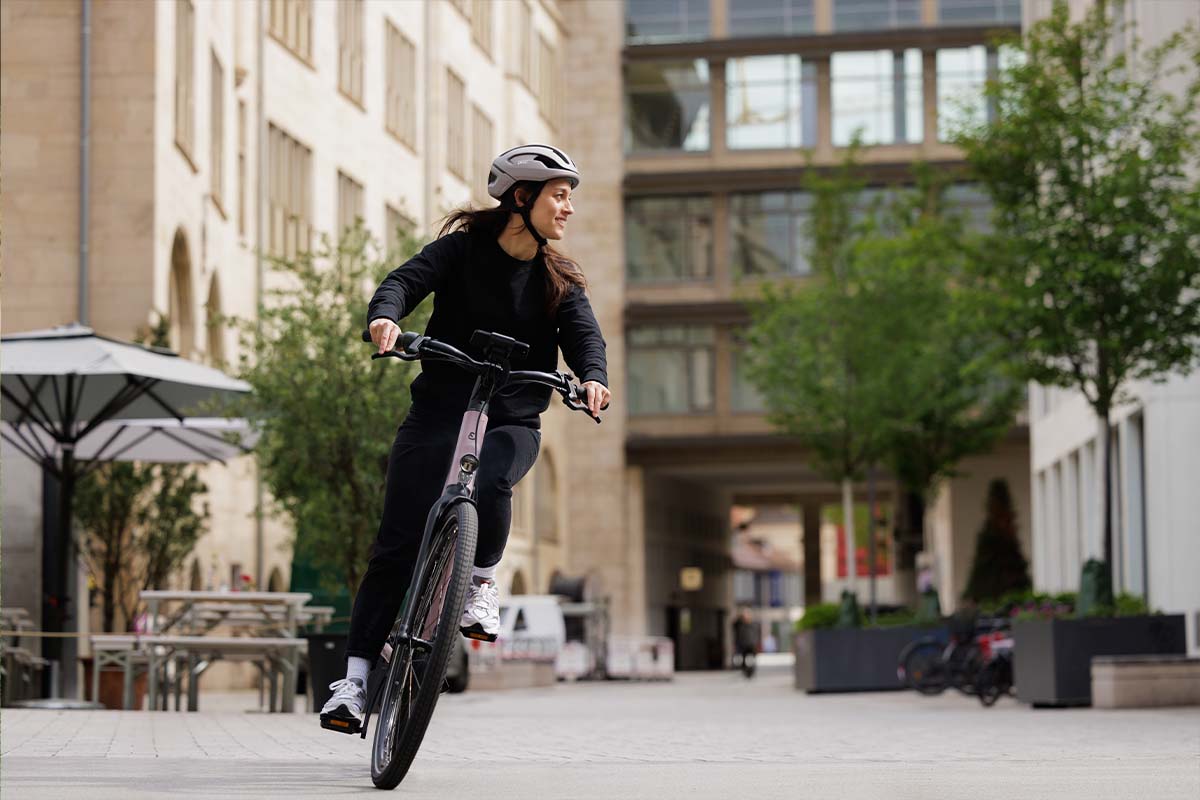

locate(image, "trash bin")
(306, 633), (348, 712)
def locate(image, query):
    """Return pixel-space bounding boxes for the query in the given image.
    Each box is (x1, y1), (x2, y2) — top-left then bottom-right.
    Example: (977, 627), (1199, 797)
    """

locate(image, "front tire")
(371, 502), (478, 789)
(902, 640), (947, 695)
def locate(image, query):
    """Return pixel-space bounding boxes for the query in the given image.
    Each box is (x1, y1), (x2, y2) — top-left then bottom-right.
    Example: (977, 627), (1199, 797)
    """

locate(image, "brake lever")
(561, 385), (603, 425)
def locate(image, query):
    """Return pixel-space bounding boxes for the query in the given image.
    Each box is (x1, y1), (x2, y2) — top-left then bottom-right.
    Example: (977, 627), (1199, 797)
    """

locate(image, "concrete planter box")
(1012, 614), (1187, 707)
(793, 626), (945, 693)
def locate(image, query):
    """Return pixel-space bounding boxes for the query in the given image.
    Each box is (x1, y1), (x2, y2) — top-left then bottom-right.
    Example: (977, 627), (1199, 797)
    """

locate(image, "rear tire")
(371, 502), (478, 790)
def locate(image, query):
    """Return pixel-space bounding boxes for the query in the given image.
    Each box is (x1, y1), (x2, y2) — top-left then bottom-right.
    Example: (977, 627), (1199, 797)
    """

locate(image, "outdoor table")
(141, 591), (312, 711)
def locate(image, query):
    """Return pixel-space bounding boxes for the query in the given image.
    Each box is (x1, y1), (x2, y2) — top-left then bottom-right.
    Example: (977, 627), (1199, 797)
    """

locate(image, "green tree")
(229, 224), (428, 599)
(861, 181), (1023, 568)
(963, 479), (1032, 603)
(743, 154), (899, 593)
(744, 161), (1022, 595)
(955, 0), (1200, 596)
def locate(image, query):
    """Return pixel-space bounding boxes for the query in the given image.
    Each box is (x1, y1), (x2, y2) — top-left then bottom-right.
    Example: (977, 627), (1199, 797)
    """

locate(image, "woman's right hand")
(369, 318), (402, 355)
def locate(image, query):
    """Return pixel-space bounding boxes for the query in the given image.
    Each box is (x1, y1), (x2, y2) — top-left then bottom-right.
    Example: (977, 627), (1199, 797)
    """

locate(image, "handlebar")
(362, 329), (606, 424)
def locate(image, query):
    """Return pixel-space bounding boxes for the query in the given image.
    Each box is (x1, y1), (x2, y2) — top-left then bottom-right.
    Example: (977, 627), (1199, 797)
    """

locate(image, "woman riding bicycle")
(321, 144), (611, 731)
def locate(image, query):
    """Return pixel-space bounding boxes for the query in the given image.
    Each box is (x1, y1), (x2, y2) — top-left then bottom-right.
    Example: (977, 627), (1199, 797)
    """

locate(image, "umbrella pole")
(59, 446), (80, 699)
(39, 449), (79, 699)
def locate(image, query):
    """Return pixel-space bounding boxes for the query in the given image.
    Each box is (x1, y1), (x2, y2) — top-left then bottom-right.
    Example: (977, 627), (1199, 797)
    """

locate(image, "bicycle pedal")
(321, 713), (362, 735)
(460, 624), (498, 643)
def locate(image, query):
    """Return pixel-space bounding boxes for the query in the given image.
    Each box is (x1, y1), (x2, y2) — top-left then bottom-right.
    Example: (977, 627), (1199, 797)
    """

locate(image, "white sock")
(346, 656), (370, 686)
(472, 564), (497, 584)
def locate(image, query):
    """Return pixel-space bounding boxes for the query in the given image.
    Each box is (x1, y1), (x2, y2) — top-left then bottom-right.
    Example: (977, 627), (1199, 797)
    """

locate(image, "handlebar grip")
(361, 330), (371, 343)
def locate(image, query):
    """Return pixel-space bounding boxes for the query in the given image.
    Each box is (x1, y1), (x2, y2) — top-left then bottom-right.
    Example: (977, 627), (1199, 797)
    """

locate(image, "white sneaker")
(320, 677), (366, 734)
(460, 579), (500, 642)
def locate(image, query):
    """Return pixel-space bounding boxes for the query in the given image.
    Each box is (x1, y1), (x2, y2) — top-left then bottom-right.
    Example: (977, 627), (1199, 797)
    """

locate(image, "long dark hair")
(438, 181), (588, 317)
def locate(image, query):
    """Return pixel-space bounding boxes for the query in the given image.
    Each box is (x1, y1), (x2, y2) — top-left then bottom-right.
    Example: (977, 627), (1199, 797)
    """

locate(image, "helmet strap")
(510, 183), (548, 249)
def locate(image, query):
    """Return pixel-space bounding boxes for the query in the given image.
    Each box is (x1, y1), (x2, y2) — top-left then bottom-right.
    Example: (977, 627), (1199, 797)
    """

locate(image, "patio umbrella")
(2, 417), (258, 465)
(1, 322), (252, 696)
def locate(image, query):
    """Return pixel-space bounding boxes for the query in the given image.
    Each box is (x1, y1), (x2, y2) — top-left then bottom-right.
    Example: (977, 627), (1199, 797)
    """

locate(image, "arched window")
(189, 558), (203, 590)
(205, 274), (225, 366)
(510, 570), (528, 596)
(534, 449), (559, 543)
(168, 229), (195, 356)
(267, 567), (284, 593)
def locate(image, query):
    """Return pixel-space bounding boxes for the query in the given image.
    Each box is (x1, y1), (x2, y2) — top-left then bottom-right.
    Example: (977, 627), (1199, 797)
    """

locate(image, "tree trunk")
(842, 477), (856, 597)
(1100, 408), (1116, 592)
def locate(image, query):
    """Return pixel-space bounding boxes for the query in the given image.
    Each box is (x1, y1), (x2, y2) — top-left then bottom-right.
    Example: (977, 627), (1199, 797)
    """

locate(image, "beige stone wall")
(1, 0), (84, 332)
(558, 0), (634, 632)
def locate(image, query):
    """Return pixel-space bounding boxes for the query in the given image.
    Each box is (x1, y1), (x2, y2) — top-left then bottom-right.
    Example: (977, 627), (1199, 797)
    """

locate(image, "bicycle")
(348, 328), (604, 789)
(897, 614), (1008, 696)
(973, 629), (1015, 706)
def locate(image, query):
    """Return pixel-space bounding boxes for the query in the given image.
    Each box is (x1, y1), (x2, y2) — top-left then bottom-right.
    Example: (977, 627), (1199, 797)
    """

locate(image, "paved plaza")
(2, 664), (1198, 799)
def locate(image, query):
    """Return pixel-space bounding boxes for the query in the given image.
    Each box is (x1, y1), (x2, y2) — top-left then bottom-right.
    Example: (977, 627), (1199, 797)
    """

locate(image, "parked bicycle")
(973, 628), (1015, 706)
(353, 329), (603, 789)
(897, 614), (1010, 697)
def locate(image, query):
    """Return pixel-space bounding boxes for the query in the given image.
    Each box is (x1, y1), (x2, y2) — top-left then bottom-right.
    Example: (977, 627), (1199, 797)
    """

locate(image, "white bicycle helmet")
(488, 144), (581, 200)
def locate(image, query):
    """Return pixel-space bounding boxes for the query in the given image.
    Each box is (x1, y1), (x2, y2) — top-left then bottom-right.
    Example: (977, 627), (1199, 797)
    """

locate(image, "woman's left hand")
(580, 381), (612, 417)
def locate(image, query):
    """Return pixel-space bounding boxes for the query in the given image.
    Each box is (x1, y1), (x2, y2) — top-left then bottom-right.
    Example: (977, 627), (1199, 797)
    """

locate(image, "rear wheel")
(976, 657), (1012, 707)
(371, 502), (477, 790)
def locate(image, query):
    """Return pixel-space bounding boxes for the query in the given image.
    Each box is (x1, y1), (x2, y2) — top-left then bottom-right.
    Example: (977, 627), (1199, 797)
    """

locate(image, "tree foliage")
(228, 224), (428, 598)
(743, 159), (1021, 552)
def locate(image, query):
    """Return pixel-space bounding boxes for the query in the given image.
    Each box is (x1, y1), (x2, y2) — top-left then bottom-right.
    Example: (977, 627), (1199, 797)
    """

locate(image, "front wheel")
(371, 502), (478, 790)
(902, 640), (948, 695)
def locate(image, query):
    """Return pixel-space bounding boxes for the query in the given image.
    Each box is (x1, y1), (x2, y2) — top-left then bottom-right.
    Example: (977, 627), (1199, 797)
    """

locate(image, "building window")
(237, 100), (247, 237)
(471, 0), (493, 57)
(625, 195), (713, 283)
(729, 191), (813, 278)
(386, 23), (418, 149)
(731, 339), (767, 413)
(538, 35), (560, 129)
(943, 183), (991, 232)
(338, 0), (365, 105)
(729, 0), (814, 37)
(385, 204), (415, 257)
(727, 55), (817, 150)
(831, 49), (923, 146)
(628, 325), (715, 415)
(936, 45), (989, 141)
(175, 0), (195, 160)
(514, 1), (534, 88)
(446, 69), (466, 180)
(472, 105), (494, 205)
(267, 123), (312, 260)
(625, 59), (710, 153)
(939, 0), (1021, 26)
(626, 0), (709, 44)
(337, 170), (364, 236)
(833, 0), (921, 32)
(210, 51), (225, 210)
(269, 0), (313, 64)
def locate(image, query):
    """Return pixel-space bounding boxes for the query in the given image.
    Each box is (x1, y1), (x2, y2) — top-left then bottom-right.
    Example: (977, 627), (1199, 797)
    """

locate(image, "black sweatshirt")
(367, 231), (608, 428)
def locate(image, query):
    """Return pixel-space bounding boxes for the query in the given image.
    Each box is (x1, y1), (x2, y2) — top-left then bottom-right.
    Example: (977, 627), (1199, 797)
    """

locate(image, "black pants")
(346, 406), (540, 666)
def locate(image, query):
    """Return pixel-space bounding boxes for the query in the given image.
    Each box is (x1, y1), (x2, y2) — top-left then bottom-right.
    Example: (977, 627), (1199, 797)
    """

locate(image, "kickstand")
(359, 678), (385, 739)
